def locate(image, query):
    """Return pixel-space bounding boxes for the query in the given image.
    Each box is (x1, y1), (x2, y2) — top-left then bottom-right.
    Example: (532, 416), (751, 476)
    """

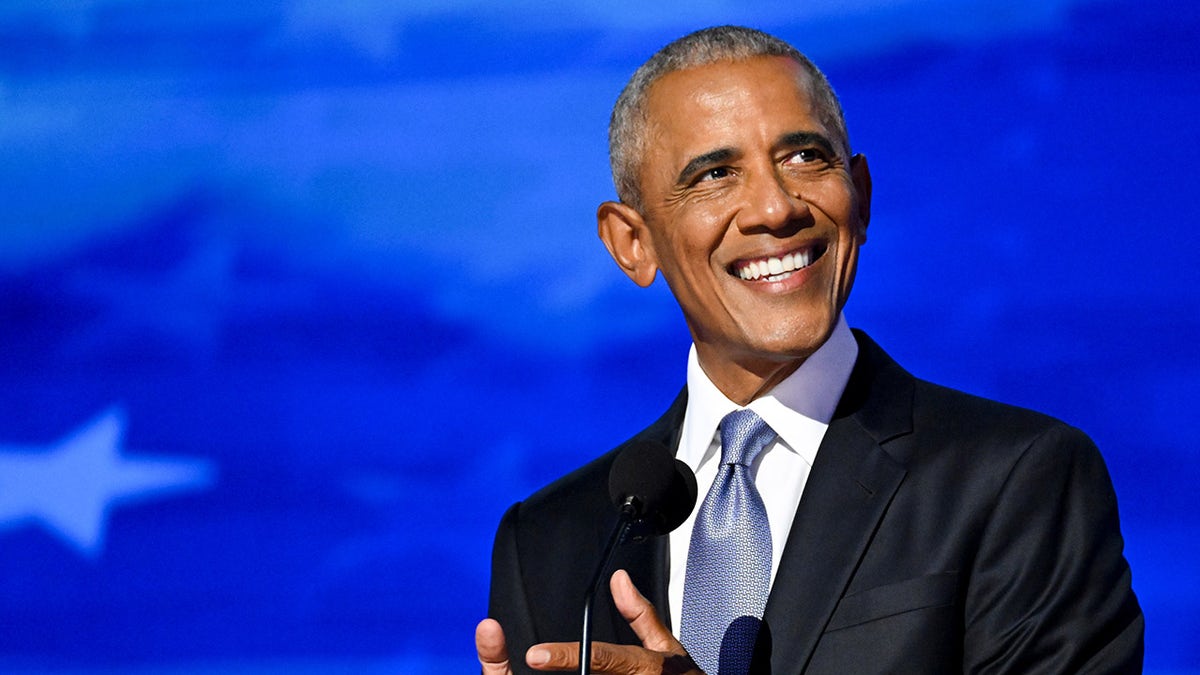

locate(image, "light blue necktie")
(680, 409), (775, 674)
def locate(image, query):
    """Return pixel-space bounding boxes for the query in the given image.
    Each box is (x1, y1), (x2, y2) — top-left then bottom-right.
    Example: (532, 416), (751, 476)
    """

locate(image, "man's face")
(601, 56), (871, 400)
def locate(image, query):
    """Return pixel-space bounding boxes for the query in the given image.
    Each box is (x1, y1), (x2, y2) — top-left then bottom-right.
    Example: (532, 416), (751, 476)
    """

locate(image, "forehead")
(641, 56), (824, 157)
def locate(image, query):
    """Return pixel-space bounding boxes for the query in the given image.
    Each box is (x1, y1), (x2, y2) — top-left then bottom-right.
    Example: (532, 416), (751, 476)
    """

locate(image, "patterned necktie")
(680, 409), (776, 674)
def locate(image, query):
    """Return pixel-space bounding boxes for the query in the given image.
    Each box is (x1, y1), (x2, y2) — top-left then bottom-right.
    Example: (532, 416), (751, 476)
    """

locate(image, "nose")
(735, 168), (809, 233)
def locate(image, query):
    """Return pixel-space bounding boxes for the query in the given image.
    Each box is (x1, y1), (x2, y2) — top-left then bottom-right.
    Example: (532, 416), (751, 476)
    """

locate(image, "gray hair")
(608, 26), (850, 209)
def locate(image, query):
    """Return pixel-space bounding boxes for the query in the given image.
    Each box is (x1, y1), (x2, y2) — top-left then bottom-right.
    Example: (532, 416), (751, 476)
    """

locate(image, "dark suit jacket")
(487, 332), (1143, 674)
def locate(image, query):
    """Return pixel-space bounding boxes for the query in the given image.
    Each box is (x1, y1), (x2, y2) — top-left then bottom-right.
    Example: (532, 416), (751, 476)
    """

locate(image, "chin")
(739, 328), (832, 364)
(760, 313), (837, 351)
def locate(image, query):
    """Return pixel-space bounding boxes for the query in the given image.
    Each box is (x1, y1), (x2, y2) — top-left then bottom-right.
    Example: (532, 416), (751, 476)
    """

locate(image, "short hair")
(608, 26), (850, 210)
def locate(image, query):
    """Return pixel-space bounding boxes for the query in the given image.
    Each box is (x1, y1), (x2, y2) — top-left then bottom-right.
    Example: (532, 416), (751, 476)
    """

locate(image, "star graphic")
(0, 408), (215, 559)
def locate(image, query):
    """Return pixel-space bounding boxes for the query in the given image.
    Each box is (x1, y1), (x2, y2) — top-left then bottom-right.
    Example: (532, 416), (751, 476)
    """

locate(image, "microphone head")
(608, 442), (698, 538)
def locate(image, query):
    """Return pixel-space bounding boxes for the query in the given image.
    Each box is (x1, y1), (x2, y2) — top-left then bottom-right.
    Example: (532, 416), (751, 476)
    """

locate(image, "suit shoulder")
(520, 446), (620, 515)
(517, 388), (687, 518)
(851, 330), (1091, 452)
(915, 378), (1062, 431)
(908, 377), (1101, 469)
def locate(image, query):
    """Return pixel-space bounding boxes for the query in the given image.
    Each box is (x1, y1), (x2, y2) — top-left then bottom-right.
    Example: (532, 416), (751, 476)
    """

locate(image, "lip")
(727, 241), (828, 284)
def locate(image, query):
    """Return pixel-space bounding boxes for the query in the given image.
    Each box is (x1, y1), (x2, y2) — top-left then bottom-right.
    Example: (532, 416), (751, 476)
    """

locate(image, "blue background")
(0, 1), (1196, 672)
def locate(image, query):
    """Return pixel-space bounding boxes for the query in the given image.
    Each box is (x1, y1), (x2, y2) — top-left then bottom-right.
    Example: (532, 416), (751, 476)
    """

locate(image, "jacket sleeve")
(963, 424), (1144, 674)
(486, 501), (539, 675)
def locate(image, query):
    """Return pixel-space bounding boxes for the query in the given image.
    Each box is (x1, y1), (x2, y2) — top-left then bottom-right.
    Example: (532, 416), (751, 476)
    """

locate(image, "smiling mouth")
(731, 243), (828, 282)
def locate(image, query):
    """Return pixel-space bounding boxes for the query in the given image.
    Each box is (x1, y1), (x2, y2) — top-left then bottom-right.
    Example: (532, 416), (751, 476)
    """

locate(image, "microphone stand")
(580, 497), (638, 675)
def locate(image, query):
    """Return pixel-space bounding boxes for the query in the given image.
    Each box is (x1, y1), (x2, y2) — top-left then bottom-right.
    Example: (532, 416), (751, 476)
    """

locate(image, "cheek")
(651, 242), (714, 308)
(812, 181), (856, 220)
(817, 188), (862, 256)
(660, 213), (728, 269)
(832, 234), (863, 307)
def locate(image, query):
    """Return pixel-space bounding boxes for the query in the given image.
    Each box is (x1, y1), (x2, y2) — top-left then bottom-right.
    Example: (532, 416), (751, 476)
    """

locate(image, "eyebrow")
(777, 131), (838, 158)
(675, 147), (737, 187)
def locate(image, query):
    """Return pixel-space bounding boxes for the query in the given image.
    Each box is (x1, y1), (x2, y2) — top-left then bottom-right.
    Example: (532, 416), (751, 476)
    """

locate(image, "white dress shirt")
(667, 314), (859, 635)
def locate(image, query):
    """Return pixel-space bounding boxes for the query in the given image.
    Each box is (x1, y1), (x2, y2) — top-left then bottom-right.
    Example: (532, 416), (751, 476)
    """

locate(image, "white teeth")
(736, 247), (818, 281)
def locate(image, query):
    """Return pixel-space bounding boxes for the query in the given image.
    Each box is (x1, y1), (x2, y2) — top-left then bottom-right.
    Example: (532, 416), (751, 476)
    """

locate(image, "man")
(476, 26), (1142, 674)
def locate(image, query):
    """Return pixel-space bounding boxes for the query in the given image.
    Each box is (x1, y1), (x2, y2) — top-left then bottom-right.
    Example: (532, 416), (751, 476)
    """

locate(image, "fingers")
(521, 571), (699, 674)
(610, 569), (685, 654)
(527, 640), (696, 674)
(476, 618), (513, 675)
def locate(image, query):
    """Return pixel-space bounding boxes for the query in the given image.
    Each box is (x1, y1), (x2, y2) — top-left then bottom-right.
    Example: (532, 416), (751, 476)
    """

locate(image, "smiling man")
(476, 26), (1142, 675)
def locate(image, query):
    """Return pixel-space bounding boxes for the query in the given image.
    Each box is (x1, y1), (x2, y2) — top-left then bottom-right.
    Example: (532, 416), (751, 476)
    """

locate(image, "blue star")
(0, 408), (215, 559)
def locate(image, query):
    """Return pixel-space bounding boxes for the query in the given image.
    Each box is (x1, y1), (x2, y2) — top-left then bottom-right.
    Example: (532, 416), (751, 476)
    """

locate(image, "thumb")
(610, 569), (686, 654)
(476, 618), (514, 675)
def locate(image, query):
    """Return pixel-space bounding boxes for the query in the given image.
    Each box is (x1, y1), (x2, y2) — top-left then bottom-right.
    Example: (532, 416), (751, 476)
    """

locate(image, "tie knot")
(718, 409), (775, 467)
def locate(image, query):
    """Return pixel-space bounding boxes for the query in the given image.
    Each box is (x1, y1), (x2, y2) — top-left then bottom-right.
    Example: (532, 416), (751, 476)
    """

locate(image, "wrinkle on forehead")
(639, 57), (831, 189)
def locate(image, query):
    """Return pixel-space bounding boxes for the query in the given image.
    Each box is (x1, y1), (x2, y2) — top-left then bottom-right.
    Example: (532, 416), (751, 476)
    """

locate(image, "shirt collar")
(678, 313), (859, 472)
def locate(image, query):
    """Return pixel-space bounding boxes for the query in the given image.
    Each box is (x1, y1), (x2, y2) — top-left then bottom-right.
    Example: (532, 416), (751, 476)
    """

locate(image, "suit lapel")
(605, 389), (688, 639)
(759, 332), (914, 674)
(653, 389), (688, 627)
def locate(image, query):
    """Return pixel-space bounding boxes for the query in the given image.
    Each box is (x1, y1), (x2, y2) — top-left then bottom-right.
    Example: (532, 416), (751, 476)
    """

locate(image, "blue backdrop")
(1, 1), (1196, 673)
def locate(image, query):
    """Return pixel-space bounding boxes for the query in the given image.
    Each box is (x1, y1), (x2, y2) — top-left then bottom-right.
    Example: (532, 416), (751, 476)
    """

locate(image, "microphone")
(579, 442), (697, 675)
(608, 441), (697, 539)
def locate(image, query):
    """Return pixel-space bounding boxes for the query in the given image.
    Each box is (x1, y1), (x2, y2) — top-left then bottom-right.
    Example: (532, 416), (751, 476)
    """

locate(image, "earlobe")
(597, 201), (659, 288)
(850, 153), (873, 242)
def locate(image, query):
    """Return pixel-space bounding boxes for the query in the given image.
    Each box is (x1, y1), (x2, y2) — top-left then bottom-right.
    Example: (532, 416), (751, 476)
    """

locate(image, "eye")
(786, 148), (827, 164)
(698, 166), (732, 182)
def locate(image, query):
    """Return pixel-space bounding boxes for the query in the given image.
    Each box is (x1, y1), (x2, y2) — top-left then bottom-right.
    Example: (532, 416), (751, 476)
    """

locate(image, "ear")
(850, 153), (872, 243)
(597, 200), (658, 288)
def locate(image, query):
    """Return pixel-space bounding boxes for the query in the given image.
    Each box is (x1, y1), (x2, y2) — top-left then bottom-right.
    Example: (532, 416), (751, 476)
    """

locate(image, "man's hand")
(475, 569), (703, 674)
